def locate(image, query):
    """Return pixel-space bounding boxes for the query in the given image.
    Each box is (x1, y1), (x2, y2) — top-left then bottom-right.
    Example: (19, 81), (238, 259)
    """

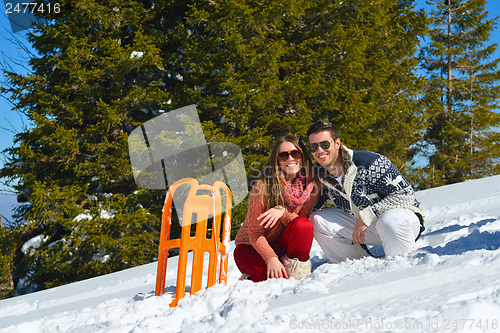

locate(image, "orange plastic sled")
(155, 178), (232, 307)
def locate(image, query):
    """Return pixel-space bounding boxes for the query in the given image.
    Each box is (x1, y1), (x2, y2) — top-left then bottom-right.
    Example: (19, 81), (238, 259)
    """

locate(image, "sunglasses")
(277, 150), (303, 162)
(310, 140), (335, 153)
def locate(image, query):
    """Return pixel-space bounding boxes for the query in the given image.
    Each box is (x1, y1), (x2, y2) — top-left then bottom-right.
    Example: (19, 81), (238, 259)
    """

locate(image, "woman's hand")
(267, 257), (288, 279)
(257, 206), (286, 229)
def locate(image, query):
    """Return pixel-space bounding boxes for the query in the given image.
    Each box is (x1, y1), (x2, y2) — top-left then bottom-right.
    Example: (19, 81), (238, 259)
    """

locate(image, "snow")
(2, 175), (500, 332)
(20, 235), (48, 255)
(73, 208), (115, 222)
(99, 209), (115, 219)
(73, 213), (92, 222)
(130, 51), (144, 59)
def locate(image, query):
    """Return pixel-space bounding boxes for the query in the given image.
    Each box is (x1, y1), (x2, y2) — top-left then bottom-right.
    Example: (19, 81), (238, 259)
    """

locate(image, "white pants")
(310, 208), (421, 264)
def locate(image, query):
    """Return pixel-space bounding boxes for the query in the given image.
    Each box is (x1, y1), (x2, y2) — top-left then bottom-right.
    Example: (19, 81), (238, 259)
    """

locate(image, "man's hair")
(307, 121), (339, 140)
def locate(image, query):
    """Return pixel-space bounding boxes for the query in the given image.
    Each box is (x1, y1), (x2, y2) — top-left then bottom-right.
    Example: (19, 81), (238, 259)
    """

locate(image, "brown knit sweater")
(235, 180), (320, 263)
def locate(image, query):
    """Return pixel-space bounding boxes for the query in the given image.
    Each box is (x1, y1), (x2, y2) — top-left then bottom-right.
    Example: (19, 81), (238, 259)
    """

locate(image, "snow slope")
(2, 176), (500, 332)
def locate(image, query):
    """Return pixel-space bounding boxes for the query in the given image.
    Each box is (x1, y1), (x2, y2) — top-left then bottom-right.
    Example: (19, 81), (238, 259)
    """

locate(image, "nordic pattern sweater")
(314, 145), (424, 226)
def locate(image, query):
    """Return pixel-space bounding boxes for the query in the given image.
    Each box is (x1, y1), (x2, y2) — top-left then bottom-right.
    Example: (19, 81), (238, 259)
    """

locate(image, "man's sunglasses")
(277, 150), (303, 162)
(310, 140), (335, 153)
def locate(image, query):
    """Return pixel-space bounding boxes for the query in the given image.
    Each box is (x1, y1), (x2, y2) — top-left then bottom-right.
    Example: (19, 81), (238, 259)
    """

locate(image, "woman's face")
(277, 141), (303, 179)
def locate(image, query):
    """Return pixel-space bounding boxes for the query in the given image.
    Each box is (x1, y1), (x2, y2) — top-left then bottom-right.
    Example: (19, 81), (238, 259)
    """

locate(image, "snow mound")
(2, 175), (500, 332)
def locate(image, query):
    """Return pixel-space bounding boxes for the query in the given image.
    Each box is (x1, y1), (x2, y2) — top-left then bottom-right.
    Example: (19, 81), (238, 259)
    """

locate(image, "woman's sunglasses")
(310, 140), (334, 153)
(277, 150), (303, 162)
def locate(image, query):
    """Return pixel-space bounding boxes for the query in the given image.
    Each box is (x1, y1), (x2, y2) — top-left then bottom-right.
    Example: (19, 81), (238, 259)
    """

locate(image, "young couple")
(234, 121), (424, 282)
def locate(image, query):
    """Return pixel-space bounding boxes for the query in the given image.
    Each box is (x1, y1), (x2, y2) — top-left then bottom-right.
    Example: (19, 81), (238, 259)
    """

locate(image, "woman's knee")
(288, 216), (313, 234)
(234, 244), (267, 280)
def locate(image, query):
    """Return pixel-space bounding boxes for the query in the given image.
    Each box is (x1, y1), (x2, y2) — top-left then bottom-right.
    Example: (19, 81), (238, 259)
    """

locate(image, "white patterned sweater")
(314, 145), (424, 227)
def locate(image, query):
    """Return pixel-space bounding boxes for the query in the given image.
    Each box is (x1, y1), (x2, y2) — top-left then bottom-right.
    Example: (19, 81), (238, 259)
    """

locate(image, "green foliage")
(18, 183), (161, 289)
(417, 0), (500, 188)
(304, 0), (429, 168)
(0, 225), (19, 299)
(0, 0), (167, 295)
(177, 0), (428, 174)
(0, 0), (433, 296)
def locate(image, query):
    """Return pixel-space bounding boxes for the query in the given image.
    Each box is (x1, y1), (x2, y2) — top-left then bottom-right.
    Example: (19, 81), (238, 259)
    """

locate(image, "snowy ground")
(1, 176), (500, 332)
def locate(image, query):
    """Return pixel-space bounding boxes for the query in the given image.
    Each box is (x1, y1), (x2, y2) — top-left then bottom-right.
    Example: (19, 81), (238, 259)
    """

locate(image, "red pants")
(234, 216), (314, 282)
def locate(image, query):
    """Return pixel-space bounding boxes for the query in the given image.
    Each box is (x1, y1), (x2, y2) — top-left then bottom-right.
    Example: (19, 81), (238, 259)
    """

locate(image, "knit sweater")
(235, 180), (320, 263)
(314, 145), (423, 226)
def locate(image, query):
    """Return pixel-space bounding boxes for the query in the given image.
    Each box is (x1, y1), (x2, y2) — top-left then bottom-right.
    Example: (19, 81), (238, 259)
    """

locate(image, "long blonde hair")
(258, 135), (316, 210)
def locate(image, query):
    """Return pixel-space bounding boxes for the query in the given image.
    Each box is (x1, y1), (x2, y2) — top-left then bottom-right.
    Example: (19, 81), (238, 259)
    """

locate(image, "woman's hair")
(258, 134), (317, 210)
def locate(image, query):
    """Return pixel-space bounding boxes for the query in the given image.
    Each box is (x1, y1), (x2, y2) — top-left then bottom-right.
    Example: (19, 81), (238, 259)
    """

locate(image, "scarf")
(280, 169), (315, 208)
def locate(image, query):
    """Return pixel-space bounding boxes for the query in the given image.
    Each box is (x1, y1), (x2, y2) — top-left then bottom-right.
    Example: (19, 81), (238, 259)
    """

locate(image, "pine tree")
(0, 223), (18, 298)
(152, 0), (429, 228)
(300, 0), (429, 171)
(418, 0), (500, 188)
(174, 0), (428, 176)
(0, 0), (432, 295)
(0, 0), (170, 293)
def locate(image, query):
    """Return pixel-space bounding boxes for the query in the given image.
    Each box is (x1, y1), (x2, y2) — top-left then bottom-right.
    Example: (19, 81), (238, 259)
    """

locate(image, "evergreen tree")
(418, 0), (500, 188)
(176, 0), (428, 175)
(0, 0), (169, 293)
(0, 223), (18, 298)
(302, 0), (429, 172)
(156, 0), (428, 226)
(0, 0), (430, 295)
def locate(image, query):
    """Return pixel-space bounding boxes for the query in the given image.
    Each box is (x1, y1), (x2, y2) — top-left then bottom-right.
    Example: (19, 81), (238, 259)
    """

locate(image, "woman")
(234, 134), (320, 282)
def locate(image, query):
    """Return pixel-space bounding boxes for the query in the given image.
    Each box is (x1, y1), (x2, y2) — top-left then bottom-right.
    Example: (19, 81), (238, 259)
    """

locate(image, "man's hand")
(352, 217), (368, 245)
(257, 206), (286, 229)
(267, 257), (288, 279)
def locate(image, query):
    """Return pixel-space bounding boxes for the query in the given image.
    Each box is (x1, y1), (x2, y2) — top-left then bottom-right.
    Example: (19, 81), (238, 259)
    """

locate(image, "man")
(307, 121), (424, 263)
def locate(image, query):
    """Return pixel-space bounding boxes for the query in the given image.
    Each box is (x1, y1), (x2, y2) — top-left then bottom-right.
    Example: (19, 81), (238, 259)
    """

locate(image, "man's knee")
(310, 209), (350, 236)
(310, 211), (330, 232)
(376, 208), (419, 255)
(309, 212), (320, 229)
(377, 209), (417, 232)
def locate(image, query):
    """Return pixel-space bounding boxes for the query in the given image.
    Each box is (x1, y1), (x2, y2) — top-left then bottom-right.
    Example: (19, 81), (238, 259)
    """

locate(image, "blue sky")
(0, 1), (499, 220)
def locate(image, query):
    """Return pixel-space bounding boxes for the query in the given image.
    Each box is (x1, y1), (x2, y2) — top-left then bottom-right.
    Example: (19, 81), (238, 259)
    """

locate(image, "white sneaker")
(281, 256), (311, 280)
(238, 273), (252, 281)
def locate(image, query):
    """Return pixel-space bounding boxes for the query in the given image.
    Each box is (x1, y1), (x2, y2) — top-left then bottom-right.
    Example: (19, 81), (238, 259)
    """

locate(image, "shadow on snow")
(417, 218), (500, 256)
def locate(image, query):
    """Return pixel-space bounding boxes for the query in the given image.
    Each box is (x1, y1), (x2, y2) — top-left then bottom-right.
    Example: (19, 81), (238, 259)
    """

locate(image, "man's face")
(308, 131), (341, 170)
